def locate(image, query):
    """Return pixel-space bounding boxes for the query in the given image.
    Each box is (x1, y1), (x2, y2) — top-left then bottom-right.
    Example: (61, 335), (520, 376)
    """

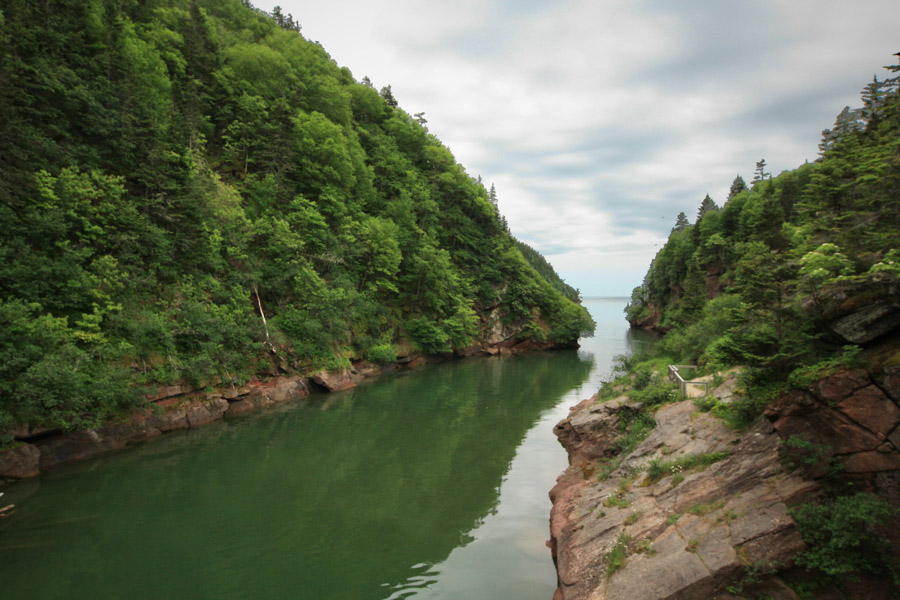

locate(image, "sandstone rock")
(828, 299), (900, 344)
(221, 384), (251, 400)
(37, 430), (120, 470)
(842, 451), (900, 473)
(0, 444), (41, 478)
(551, 393), (815, 600)
(146, 383), (195, 402)
(225, 399), (256, 416)
(882, 367), (900, 403)
(814, 368), (871, 403)
(353, 361), (383, 378)
(771, 406), (882, 455)
(311, 369), (359, 392)
(837, 385), (900, 437)
(149, 408), (189, 432)
(185, 397), (229, 427)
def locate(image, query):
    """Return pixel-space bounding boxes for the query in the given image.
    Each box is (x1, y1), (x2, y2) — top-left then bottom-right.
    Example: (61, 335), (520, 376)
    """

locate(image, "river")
(0, 297), (651, 599)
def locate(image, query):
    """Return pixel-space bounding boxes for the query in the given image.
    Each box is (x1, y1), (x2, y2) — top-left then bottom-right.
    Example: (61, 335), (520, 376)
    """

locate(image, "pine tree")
(673, 211), (689, 232)
(488, 183), (498, 206)
(696, 194), (718, 222)
(818, 106), (864, 156)
(379, 85), (398, 108)
(727, 176), (748, 201)
(752, 159), (770, 185)
(860, 76), (885, 124)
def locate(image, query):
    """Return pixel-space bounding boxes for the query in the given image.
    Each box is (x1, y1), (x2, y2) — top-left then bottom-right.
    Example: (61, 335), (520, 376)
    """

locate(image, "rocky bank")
(0, 337), (570, 482)
(549, 362), (900, 600)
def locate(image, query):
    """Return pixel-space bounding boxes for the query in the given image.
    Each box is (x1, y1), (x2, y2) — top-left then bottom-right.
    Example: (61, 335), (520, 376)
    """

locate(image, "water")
(0, 298), (651, 599)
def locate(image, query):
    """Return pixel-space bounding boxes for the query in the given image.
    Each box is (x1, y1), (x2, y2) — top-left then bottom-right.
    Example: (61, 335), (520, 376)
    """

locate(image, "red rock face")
(550, 365), (900, 600)
(549, 394), (816, 600)
(837, 385), (900, 437)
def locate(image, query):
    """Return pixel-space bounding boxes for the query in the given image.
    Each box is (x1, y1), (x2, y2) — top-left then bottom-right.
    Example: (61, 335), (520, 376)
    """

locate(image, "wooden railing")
(668, 364), (709, 398)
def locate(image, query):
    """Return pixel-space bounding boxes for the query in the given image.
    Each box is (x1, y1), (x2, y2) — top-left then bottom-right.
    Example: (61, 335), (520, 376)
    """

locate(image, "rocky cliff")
(549, 363), (900, 600)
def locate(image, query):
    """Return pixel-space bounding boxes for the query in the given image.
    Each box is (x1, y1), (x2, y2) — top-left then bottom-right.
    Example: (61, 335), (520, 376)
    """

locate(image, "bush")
(366, 343), (397, 365)
(406, 317), (451, 354)
(792, 493), (897, 581)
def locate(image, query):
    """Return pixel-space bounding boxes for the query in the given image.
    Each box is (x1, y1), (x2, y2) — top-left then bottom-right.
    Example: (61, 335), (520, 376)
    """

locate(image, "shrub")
(792, 493), (897, 581)
(366, 343), (397, 365)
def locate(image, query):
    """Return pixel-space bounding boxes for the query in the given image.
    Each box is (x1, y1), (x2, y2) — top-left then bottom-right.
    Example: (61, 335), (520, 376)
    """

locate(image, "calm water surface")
(0, 298), (651, 599)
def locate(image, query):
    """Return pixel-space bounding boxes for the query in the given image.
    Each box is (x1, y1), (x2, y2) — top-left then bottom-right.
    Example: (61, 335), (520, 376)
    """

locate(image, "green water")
(0, 298), (650, 599)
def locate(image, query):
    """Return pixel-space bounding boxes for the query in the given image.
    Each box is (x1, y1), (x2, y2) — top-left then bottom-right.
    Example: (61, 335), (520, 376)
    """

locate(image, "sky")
(256, 0), (898, 297)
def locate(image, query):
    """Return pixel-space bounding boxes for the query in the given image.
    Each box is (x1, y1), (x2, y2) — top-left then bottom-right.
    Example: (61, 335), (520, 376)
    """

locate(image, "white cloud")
(257, 0), (898, 295)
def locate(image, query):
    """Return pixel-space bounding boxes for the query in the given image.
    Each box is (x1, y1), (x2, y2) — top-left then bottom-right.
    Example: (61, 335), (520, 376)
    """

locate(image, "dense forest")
(615, 57), (900, 592)
(626, 54), (899, 411)
(0, 0), (593, 438)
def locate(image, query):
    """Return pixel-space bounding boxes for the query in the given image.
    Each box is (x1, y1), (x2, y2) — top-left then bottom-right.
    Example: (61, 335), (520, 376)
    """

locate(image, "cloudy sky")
(257, 0), (897, 297)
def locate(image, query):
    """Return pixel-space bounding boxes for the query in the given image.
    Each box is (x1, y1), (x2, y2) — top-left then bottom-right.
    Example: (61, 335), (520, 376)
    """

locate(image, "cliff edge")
(549, 365), (900, 600)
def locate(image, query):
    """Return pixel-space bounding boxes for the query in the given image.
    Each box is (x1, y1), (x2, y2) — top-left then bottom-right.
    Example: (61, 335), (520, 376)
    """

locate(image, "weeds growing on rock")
(604, 491), (631, 509)
(605, 533), (632, 579)
(688, 500), (726, 516)
(635, 539), (656, 556)
(625, 511), (643, 525)
(646, 451), (729, 483)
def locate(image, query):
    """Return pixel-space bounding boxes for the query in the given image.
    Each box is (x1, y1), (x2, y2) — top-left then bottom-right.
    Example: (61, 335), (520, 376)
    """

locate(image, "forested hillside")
(626, 54), (899, 409)
(0, 0), (593, 437)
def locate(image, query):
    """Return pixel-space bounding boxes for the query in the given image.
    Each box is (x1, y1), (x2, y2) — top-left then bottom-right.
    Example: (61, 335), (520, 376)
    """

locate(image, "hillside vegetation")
(626, 54), (900, 414)
(0, 0), (593, 437)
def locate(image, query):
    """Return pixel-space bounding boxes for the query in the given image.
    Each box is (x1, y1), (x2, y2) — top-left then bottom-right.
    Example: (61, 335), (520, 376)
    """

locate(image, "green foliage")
(779, 435), (831, 472)
(0, 0), (595, 434)
(786, 346), (863, 391)
(792, 493), (897, 582)
(646, 452), (729, 483)
(605, 533), (632, 579)
(604, 491), (632, 509)
(365, 344), (397, 365)
(624, 57), (900, 427)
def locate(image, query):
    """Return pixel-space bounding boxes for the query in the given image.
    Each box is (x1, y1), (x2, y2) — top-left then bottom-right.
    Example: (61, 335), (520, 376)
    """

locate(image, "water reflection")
(0, 351), (593, 600)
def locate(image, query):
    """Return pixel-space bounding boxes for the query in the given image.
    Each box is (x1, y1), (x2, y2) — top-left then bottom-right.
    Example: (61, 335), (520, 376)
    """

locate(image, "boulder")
(185, 397), (229, 428)
(311, 369), (359, 392)
(0, 444), (41, 478)
(37, 430), (122, 470)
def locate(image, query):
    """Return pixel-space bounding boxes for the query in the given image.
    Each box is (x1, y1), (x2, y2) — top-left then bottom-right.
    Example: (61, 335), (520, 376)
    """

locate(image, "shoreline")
(0, 339), (575, 482)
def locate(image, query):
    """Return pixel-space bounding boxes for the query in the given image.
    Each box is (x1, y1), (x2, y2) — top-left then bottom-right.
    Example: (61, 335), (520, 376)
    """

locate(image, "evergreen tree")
(696, 194), (718, 222)
(860, 76), (885, 124)
(727, 175), (748, 201)
(818, 106), (864, 156)
(752, 159), (770, 185)
(673, 211), (689, 232)
(379, 85), (398, 107)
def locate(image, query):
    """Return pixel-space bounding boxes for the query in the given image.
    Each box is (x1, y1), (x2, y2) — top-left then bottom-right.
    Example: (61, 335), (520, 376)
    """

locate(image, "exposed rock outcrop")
(550, 387), (815, 600)
(550, 363), (900, 600)
(808, 278), (900, 345)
